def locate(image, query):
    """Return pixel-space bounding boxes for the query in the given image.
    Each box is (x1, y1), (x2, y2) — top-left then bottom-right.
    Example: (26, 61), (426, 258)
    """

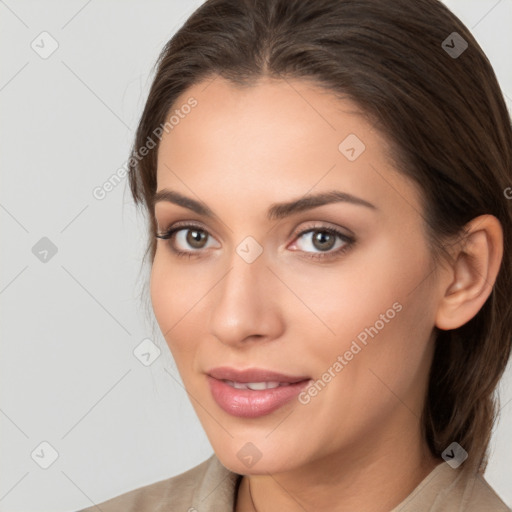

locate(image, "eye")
(155, 222), (220, 258)
(289, 225), (354, 260)
(156, 222), (355, 261)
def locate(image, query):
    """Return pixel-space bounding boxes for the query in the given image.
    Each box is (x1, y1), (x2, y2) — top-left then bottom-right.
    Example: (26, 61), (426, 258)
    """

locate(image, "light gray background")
(1, 1), (511, 511)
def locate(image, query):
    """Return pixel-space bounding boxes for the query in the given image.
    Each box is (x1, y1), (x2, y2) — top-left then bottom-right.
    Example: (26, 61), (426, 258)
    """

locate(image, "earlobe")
(435, 215), (503, 331)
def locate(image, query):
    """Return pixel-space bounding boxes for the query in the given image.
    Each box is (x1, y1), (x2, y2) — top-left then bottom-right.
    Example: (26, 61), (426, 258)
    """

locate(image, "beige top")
(76, 454), (510, 512)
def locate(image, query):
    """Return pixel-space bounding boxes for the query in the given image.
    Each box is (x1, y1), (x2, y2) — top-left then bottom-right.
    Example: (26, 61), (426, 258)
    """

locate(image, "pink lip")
(207, 366), (311, 418)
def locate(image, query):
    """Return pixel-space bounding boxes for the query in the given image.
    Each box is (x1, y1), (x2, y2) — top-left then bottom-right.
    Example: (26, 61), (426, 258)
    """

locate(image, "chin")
(209, 435), (306, 476)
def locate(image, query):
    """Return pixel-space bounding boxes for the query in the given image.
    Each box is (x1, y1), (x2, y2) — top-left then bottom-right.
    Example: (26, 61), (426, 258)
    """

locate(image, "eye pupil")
(187, 229), (207, 248)
(313, 230), (335, 251)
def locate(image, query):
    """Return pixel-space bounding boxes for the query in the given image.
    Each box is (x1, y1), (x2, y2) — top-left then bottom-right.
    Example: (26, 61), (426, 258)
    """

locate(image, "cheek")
(150, 252), (200, 355)
(291, 234), (435, 382)
(318, 241), (435, 410)
(285, 235), (430, 345)
(150, 254), (174, 336)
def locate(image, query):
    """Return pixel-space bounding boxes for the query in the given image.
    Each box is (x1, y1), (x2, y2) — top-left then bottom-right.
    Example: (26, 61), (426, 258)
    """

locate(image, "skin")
(150, 76), (503, 512)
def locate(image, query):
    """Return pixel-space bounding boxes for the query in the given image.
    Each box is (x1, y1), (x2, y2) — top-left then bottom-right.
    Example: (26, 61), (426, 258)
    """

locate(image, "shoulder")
(462, 472), (511, 512)
(75, 454), (242, 512)
(393, 462), (511, 512)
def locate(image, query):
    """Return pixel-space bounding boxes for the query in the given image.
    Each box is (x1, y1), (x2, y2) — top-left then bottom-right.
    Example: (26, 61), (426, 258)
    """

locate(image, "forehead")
(155, 75), (422, 223)
(159, 75), (367, 157)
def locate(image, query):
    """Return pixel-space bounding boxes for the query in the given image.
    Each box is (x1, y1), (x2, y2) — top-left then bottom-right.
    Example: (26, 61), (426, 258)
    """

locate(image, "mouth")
(207, 366), (311, 418)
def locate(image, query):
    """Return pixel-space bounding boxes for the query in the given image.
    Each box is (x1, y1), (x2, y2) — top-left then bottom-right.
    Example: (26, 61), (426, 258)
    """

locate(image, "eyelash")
(155, 222), (355, 261)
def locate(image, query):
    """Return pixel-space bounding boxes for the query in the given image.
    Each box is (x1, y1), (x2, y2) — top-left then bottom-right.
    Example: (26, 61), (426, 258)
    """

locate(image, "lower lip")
(207, 376), (310, 418)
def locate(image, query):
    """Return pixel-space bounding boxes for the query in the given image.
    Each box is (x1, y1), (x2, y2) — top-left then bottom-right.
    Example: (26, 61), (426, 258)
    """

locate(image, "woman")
(78, 0), (512, 510)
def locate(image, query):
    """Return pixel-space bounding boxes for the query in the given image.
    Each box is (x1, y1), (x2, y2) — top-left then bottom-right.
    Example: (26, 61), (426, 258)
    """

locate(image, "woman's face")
(151, 76), (442, 474)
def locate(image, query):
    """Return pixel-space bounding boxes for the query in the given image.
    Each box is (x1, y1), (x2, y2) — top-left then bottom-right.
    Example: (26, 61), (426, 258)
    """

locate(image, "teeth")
(247, 381), (279, 390)
(224, 380), (286, 390)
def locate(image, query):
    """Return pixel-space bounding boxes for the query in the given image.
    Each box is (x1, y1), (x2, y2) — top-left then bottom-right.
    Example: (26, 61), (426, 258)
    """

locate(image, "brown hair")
(128, 0), (512, 473)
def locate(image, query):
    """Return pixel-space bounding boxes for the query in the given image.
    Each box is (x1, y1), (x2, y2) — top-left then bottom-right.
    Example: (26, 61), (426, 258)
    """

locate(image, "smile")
(206, 367), (311, 418)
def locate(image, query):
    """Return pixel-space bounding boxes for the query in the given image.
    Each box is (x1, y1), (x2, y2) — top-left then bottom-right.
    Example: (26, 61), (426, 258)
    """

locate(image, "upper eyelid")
(156, 220), (209, 236)
(156, 216), (354, 234)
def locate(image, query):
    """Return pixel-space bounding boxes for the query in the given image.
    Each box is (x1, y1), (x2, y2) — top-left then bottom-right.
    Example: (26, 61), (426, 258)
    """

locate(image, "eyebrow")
(153, 189), (376, 221)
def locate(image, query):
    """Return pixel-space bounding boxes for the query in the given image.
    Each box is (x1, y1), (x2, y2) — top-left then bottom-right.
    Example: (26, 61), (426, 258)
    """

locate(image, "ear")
(435, 215), (503, 331)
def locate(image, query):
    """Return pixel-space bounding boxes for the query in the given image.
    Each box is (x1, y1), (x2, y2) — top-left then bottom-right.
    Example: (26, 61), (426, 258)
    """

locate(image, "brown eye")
(311, 230), (337, 251)
(155, 224), (221, 256)
(186, 229), (208, 249)
(293, 227), (352, 255)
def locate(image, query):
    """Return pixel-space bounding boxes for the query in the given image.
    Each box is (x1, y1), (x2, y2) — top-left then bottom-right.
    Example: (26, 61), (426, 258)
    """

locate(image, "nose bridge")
(208, 244), (281, 345)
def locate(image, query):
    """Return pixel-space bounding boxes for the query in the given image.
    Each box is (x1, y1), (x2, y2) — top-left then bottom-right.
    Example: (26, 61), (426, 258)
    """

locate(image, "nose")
(208, 249), (285, 347)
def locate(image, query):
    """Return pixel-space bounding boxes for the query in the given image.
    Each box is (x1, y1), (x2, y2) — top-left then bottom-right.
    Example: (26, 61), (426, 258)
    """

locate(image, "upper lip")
(208, 366), (310, 384)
